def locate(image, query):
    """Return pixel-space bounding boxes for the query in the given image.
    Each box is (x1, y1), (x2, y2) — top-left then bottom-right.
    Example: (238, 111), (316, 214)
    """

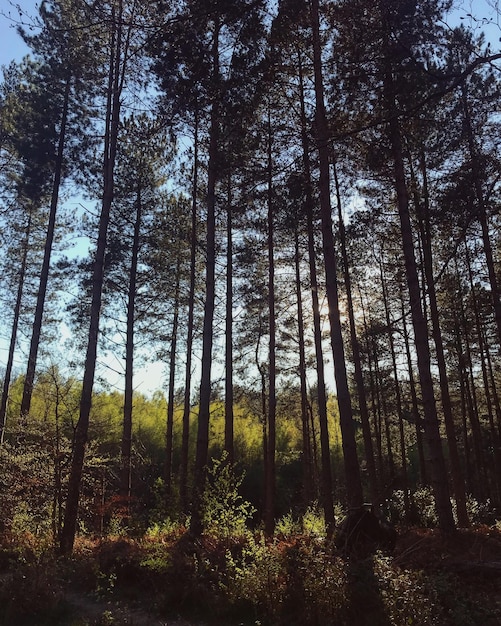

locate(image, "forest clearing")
(1, 0), (501, 622)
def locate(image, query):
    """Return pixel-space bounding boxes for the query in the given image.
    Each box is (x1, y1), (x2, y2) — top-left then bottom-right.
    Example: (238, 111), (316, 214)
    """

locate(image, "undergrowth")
(0, 465), (499, 625)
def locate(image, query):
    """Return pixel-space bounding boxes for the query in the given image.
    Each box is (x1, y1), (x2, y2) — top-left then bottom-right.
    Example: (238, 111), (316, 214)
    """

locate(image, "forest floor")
(2, 524), (501, 625)
(393, 525), (501, 622)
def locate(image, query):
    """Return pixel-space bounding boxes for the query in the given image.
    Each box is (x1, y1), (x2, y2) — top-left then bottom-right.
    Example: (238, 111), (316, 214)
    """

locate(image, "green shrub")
(202, 454), (256, 538)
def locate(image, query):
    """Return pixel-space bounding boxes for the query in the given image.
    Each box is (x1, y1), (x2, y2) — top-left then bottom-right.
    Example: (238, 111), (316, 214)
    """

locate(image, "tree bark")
(264, 105), (277, 537)
(0, 210), (33, 443)
(297, 45), (335, 533)
(21, 76), (71, 417)
(381, 18), (455, 531)
(120, 183), (142, 502)
(165, 260), (180, 500)
(333, 161), (379, 506)
(180, 107), (199, 515)
(294, 225), (314, 507)
(309, 0), (363, 509)
(190, 21), (220, 537)
(60, 0), (127, 554)
(225, 174), (234, 465)
(461, 84), (501, 345)
(412, 151), (469, 526)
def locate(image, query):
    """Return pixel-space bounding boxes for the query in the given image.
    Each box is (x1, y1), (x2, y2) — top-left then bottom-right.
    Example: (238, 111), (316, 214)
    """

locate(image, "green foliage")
(0, 418), (69, 541)
(387, 488), (438, 527)
(275, 512), (300, 537)
(224, 534), (286, 622)
(202, 453), (256, 538)
(302, 503), (327, 538)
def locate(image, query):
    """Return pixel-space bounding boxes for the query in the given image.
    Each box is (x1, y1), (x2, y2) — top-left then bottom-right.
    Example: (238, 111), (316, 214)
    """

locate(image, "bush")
(202, 454), (256, 538)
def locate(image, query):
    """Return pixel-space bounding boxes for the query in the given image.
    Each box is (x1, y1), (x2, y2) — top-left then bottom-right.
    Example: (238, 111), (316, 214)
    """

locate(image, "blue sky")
(0, 0), (37, 68)
(1, 0), (500, 70)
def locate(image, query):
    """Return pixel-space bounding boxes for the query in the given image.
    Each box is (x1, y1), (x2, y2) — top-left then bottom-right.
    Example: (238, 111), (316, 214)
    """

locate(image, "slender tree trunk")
(191, 22), (220, 537)
(462, 84), (501, 344)
(120, 184), (142, 502)
(333, 162), (379, 506)
(294, 226), (313, 507)
(373, 340), (395, 482)
(412, 151), (469, 527)
(399, 283), (427, 486)
(456, 258), (487, 499)
(297, 46), (335, 534)
(61, 1), (127, 554)
(264, 106), (277, 537)
(359, 291), (384, 483)
(381, 23), (455, 531)
(380, 260), (409, 517)
(53, 374), (63, 545)
(465, 243), (501, 502)
(165, 260), (181, 500)
(0, 210), (33, 443)
(21, 77), (71, 417)
(455, 320), (473, 493)
(310, 0), (363, 509)
(225, 174), (234, 464)
(180, 108), (199, 514)
(485, 332), (501, 439)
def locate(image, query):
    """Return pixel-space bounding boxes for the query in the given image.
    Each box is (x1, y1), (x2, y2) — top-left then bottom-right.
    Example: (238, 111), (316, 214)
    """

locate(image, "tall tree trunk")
(465, 245), (499, 500)
(359, 290), (384, 484)
(294, 226), (314, 507)
(399, 283), (427, 486)
(297, 45), (335, 534)
(190, 21), (220, 537)
(461, 84), (501, 345)
(380, 260), (409, 517)
(180, 107), (199, 514)
(120, 183), (142, 502)
(165, 260), (181, 500)
(0, 210), (33, 443)
(264, 106), (277, 537)
(225, 173), (234, 464)
(309, 0), (363, 509)
(412, 151), (469, 527)
(381, 20), (455, 531)
(456, 257), (488, 499)
(333, 161), (379, 506)
(61, 1), (127, 554)
(21, 77), (71, 417)
(485, 332), (501, 439)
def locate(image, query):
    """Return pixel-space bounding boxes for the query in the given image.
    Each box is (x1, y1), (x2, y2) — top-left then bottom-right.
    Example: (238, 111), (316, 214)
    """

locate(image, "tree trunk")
(264, 106), (276, 537)
(399, 283), (427, 486)
(461, 84), (501, 345)
(21, 76), (71, 417)
(333, 161), (379, 506)
(294, 225), (314, 507)
(180, 107), (199, 515)
(0, 210), (33, 443)
(225, 173), (234, 464)
(359, 291), (384, 484)
(120, 183), (142, 502)
(165, 260), (181, 500)
(380, 260), (410, 517)
(412, 151), (469, 527)
(381, 31), (455, 531)
(60, 1), (126, 554)
(297, 45), (335, 534)
(309, 0), (363, 509)
(456, 257), (488, 499)
(190, 22), (220, 537)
